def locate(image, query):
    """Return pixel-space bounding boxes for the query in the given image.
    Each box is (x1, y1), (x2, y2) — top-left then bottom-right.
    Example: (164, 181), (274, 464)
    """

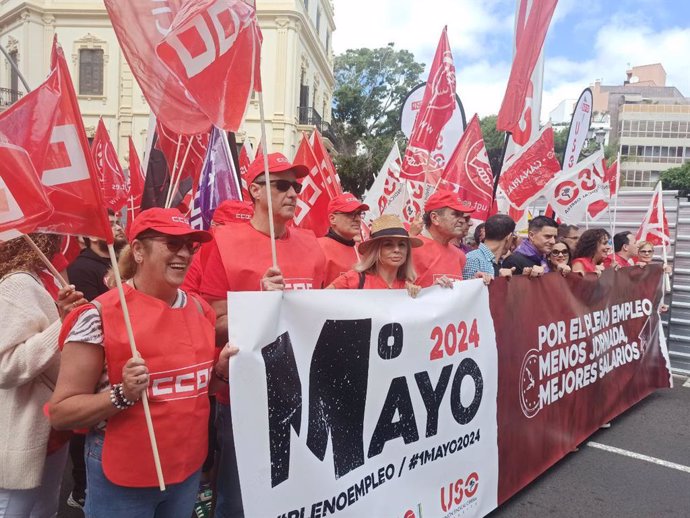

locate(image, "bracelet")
(116, 383), (137, 407)
(109, 384), (128, 410)
(214, 369), (229, 384)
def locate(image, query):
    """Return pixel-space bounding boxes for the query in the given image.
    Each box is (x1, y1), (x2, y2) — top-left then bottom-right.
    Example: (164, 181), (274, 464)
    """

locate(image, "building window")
(316, 6), (321, 35)
(79, 48), (104, 96)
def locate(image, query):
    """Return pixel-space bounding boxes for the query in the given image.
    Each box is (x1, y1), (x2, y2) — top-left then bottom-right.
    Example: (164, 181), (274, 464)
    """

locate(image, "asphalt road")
(58, 376), (690, 518)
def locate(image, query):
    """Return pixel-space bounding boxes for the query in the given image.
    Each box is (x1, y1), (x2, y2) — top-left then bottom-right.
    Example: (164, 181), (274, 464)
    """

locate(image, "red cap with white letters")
(128, 208), (213, 243)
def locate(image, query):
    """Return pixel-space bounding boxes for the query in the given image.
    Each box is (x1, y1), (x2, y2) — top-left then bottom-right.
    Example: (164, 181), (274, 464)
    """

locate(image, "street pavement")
(58, 376), (690, 517)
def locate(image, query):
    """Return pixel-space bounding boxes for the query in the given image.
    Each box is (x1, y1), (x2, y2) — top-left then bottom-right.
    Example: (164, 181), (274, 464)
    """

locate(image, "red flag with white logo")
(293, 134), (330, 236)
(400, 27), (456, 184)
(104, 0), (211, 135)
(156, 122), (210, 193)
(636, 182), (670, 246)
(238, 140), (255, 201)
(38, 38), (112, 242)
(496, 0), (557, 134)
(310, 131), (342, 198)
(127, 137), (146, 223)
(155, 0), (263, 132)
(361, 142), (405, 226)
(0, 143), (54, 241)
(498, 125), (561, 210)
(92, 118), (129, 212)
(439, 114), (494, 221)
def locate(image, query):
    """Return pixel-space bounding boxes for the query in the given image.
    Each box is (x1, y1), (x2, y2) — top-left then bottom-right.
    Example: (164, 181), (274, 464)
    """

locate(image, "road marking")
(683, 378), (690, 388)
(587, 442), (690, 474)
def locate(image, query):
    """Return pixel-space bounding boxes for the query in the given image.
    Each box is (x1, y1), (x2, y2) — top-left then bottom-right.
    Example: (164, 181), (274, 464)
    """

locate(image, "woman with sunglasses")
(327, 215), (423, 297)
(636, 241), (655, 264)
(572, 228), (611, 276)
(49, 208), (237, 518)
(547, 239), (572, 275)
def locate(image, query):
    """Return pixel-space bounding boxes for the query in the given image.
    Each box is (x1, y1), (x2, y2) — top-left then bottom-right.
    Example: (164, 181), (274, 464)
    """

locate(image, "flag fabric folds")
(127, 137), (146, 223)
(587, 158), (619, 220)
(498, 126), (561, 210)
(156, 122), (210, 194)
(293, 133), (331, 237)
(361, 142), (405, 227)
(310, 131), (342, 198)
(92, 118), (129, 212)
(636, 182), (670, 246)
(400, 27), (457, 184)
(155, 0), (262, 132)
(439, 114), (494, 221)
(238, 140), (255, 201)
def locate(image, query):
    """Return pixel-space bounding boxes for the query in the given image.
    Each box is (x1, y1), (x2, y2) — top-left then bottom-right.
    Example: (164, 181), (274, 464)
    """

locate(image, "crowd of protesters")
(0, 152), (671, 518)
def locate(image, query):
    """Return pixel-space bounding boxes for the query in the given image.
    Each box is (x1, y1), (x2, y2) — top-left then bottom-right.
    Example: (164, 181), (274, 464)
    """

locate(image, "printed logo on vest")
(148, 361), (214, 402)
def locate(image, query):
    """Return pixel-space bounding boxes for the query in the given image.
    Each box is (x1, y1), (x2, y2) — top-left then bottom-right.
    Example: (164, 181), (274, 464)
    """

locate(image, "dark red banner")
(490, 265), (670, 504)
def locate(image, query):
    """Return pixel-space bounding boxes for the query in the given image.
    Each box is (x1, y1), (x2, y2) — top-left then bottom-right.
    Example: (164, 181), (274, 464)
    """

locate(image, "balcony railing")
(0, 88), (22, 107)
(297, 106), (339, 148)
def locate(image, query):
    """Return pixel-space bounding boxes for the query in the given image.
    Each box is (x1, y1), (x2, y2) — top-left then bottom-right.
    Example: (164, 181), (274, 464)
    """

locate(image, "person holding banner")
(547, 239), (573, 274)
(200, 153), (325, 518)
(49, 209), (236, 518)
(463, 214), (517, 279)
(572, 228), (611, 276)
(318, 193), (369, 286)
(327, 214), (423, 297)
(603, 231), (638, 269)
(0, 234), (86, 517)
(414, 190), (475, 288)
(502, 216), (559, 276)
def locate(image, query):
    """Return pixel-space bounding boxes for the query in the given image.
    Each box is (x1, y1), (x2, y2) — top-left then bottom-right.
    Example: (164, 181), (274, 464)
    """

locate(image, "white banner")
(543, 149), (608, 224)
(562, 88), (593, 172)
(361, 143), (406, 227)
(228, 282), (499, 518)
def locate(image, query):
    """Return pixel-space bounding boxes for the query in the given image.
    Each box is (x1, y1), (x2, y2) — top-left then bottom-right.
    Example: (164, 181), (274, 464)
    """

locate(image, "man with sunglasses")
(200, 152), (326, 518)
(318, 193), (369, 286)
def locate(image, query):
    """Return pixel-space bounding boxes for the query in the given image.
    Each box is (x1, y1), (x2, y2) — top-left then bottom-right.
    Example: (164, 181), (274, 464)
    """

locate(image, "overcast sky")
(332, 0), (690, 121)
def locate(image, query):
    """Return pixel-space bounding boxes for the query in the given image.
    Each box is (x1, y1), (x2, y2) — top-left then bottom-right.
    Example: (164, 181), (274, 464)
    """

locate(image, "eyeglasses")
(334, 211), (364, 220)
(142, 236), (202, 255)
(551, 249), (569, 257)
(254, 179), (302, 194)
(639, 249), (654, 254)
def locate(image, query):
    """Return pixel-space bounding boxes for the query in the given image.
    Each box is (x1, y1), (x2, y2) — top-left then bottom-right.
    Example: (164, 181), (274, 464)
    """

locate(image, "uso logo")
(440, 472), (480, 512)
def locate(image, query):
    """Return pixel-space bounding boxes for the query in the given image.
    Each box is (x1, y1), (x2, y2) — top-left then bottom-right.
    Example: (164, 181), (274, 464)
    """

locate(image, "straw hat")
(358, 214), (423, 254)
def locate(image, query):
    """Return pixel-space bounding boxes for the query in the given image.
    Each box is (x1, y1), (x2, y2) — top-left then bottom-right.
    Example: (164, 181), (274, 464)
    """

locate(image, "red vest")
(98, 285), (215, 487)
(572, 257), (598, 273)
(413, 236), (467, 288)
(318, 235), (358, 287)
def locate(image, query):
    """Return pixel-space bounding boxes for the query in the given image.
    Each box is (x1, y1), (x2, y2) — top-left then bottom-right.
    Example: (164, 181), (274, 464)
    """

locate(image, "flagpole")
(257, 91), (278, 268)
(164, 135), (184, 208)
(0, 44), (31, 92)
(22, 234), (68, 288)
(611, 150), (621, 237)
(657, 182), (672, 292)
(165, 138), (194, 209)
(107, 243), (166, 491)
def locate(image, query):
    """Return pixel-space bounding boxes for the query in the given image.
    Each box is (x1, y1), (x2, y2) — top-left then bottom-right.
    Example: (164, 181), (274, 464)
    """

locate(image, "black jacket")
(501, 252), (545, 275)
(66, 248), (111, 301)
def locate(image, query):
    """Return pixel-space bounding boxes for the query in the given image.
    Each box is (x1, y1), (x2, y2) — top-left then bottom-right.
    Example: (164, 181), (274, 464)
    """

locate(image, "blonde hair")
(354, 238), (417, 282)
(116, 237), (155, 281)
(637, 240), (654, 251)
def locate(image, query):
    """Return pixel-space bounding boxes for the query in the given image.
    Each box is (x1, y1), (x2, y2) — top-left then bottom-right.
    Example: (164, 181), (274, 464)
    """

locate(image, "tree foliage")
(331, 44), (425, 196)
(661, 162), (690, 195)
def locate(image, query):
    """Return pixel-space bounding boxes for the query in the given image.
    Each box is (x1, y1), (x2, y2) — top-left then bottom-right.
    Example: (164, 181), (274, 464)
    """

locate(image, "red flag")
(400, 27), (456, 183)
(0, 68), (61, 175)
(293, 134), (330, 236)
(155, 0), (263, 131)
(127, 137), (146, 222)
(498, 126), (561, 209)
(0, 143), (53, 241)
(238, 140), (254, 201)
(587, 158), (619, 219)
(104, 0), (211, 135)
(92, 118), (129, 212)
(310, 131), (342, 198)
(156, 122), (210, 192)
(636, 182), (670, 246)
(496, 0), (557, 134)
(439, 114), (494, 221)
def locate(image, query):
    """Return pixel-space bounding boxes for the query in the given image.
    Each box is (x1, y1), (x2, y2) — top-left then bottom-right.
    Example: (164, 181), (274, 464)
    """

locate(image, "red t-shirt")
(318, 235), (359, 287)
(330, 270), (407, 290)
(413, 235), (466, 288)
(572, 257), (598, 273)
(200, 222), (326, 298)
(181, 239), (218, 296)
(602, 253), (633, 269)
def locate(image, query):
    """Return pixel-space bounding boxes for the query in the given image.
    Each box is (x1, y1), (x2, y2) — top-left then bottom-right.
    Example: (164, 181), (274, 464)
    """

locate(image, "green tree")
(661, 162), (690, 195)
(479, 115), (504, 175)
(331, 44), (425, 196)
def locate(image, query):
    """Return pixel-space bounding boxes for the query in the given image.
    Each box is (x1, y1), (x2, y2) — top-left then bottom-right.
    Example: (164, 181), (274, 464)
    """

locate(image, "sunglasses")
(254, 179), (302, 194)
(335, 211), (365, 219)
(551, 249), (569, 256)
(143, 236), (202, 255)
(639, 249), (654, 254)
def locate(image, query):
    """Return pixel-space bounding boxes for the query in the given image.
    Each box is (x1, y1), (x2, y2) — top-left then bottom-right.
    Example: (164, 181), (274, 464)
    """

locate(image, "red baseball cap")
(327, 193), (369, 215)
(128, 208), (212, 243)
(424, 189), (475, 214)
(245, 153), (310, 185)
(212, 200), (254, 225)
